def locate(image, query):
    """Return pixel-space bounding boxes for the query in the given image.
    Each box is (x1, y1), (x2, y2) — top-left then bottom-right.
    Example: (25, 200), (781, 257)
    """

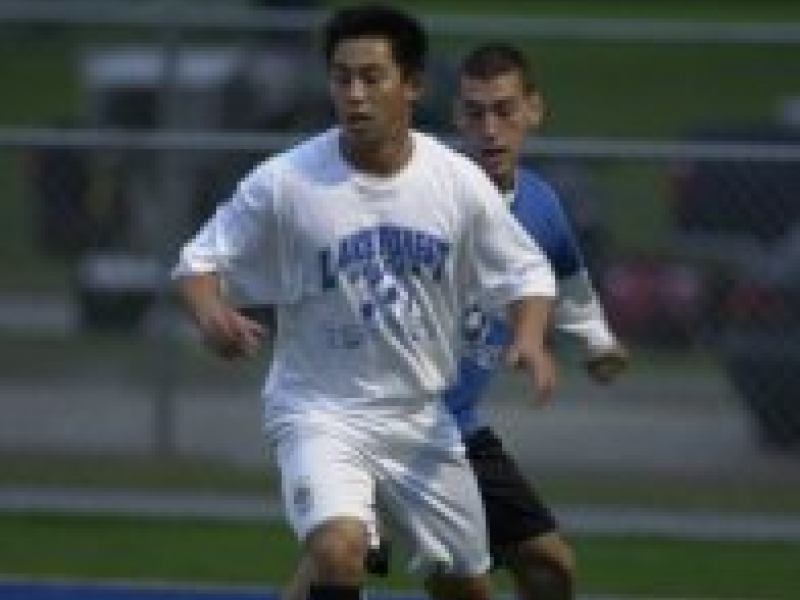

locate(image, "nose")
(343, 77), (368, 102)
(478, 111), (500, 140)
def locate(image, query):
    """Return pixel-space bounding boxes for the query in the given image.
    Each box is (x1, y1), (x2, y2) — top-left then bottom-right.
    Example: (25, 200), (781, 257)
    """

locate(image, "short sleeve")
(172, 164), (298, 306)
(464, 167), (556, 312)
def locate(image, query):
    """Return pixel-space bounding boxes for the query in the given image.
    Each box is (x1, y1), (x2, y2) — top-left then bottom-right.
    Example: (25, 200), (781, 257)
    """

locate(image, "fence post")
(152, 1), (186, 458)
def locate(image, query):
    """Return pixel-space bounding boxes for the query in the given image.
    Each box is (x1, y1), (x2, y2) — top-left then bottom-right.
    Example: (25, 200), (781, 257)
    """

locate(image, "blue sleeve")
(443, 168), (588, 437)
(512, 170), (584, 280)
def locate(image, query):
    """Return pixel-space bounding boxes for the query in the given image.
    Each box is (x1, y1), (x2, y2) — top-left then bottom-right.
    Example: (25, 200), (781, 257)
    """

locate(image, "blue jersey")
(443, 167), (585, 434)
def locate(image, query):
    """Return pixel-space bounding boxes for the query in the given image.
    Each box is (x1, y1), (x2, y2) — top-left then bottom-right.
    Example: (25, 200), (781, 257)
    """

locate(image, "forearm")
(508, 295), (553, 349)
(176, 271), (265, 359)
(506, 295), (557, 403)
(177, 272), (224, 325)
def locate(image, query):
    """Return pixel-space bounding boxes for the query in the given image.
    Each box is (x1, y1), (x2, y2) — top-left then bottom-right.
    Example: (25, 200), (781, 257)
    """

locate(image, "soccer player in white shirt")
(173, 6), (557, 600)
(283, 42), (630, 600)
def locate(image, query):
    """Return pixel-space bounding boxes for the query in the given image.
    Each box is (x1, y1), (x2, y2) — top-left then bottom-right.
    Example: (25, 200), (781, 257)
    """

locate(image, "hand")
(195, 298), (265, 360)
(505, 342), (558, 406)
(585, 346), (629, 384)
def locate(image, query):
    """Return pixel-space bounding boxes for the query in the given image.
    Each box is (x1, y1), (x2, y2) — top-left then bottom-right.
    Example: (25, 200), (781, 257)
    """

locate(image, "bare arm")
(178, 273), (265, 360)
(505, 295), (557, 405)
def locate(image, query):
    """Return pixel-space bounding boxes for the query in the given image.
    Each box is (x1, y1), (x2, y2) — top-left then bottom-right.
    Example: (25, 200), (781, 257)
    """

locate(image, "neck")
(493, 171), (515, 194)
(341, 130), (413, 176)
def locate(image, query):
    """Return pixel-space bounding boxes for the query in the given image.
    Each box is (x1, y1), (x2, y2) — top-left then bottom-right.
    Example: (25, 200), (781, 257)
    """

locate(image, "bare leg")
(293, 517), (370, 600)
(305, 517), (369, 585)
(425, 572), (492, 600)
(504, 531), (575, 600)
(283, 554), (315, 600)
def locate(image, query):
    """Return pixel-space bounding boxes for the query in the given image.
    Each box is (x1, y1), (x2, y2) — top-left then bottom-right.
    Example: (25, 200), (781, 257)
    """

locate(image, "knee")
(512, 535), (576, 600)
(537, 535), (576, 579)
(306, 518), (369, 585)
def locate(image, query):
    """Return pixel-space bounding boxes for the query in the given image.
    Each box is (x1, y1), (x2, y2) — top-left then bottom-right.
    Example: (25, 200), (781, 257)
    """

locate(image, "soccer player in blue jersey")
(444, 42), (629, 600)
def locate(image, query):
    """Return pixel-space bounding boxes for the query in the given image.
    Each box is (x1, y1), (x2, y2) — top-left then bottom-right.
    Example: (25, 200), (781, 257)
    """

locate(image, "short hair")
(459, 43), (537, 92)
(323, 4), (427, 75)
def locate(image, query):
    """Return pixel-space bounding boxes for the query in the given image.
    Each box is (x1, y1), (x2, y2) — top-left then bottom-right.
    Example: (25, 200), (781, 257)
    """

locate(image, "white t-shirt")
(174, 128), (555, 419)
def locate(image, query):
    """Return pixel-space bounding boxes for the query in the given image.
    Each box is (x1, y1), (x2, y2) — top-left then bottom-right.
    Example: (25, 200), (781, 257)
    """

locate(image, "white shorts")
(271, 396), (491, 578)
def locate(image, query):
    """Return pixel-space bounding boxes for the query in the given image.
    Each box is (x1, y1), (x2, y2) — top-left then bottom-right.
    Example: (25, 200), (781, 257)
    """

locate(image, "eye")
(493, 101), (516, 118)
(361, 68), (386, 86)
(462, 103), (486, 120)
(330, 67), (351, 86)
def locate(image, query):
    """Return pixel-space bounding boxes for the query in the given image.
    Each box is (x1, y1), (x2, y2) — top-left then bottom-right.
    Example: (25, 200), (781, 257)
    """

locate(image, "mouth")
(478, 147), (509, 169)
(346, 114), (373, 127)
(480, 147), (507, 159)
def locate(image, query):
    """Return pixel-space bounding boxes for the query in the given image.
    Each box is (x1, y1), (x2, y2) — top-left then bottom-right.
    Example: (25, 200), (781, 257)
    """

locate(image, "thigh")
(506, 530), (575, 575)
(466, 428), (558, 562)
(378, 441), (491, 578)
(276, 428), (377, 542)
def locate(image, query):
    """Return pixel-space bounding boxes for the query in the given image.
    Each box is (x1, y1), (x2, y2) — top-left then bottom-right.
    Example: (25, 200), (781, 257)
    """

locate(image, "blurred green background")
(2, 1), (799, 290)
(2, 3), (800, 599)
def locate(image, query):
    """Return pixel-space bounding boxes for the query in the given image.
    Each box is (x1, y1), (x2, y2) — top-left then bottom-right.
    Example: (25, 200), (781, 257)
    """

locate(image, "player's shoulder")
(412, 130), (502, 215)
(250, 129), (337, 176)
(412, 130), (486, 177)
(514, 166), (565, 212)
(516, 166), (560, 201)
(240, 129), (339, 192)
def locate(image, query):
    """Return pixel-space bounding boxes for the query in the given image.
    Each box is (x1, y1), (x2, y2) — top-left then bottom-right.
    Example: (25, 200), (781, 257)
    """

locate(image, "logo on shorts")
(292, 481), (313, 516)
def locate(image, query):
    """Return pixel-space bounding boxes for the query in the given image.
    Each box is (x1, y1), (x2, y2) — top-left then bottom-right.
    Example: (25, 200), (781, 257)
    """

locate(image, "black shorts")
(466, 426), (558, 559)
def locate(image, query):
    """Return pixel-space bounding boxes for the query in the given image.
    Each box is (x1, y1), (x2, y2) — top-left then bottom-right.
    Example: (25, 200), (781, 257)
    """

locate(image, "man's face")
(328, 37), (420, 148)
(455, 70), (542, 191)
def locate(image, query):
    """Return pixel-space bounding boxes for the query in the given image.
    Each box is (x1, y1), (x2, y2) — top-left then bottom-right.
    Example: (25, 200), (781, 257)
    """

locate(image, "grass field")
(5, 446), (800, 514)
(1, 512), (799, 599)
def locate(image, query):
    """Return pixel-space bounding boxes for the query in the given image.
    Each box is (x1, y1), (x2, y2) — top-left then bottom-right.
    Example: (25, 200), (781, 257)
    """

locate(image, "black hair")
(459, 42), (537, 92)
(323, 4), (427, 75)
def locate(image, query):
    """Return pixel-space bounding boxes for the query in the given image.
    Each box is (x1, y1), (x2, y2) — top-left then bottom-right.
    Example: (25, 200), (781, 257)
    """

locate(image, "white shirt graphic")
(174, 129), (555, 422)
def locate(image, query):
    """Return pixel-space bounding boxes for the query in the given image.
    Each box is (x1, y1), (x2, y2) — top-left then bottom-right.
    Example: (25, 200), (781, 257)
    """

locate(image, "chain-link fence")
(2, 2), (800, 544)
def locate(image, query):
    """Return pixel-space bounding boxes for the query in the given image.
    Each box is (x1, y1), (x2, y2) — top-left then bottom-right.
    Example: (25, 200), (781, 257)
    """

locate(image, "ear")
(453, 90), (466, 130)
(453, 101), (464, 131)
(406, 71), (424, 103)
(526, 90), (545, 129)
